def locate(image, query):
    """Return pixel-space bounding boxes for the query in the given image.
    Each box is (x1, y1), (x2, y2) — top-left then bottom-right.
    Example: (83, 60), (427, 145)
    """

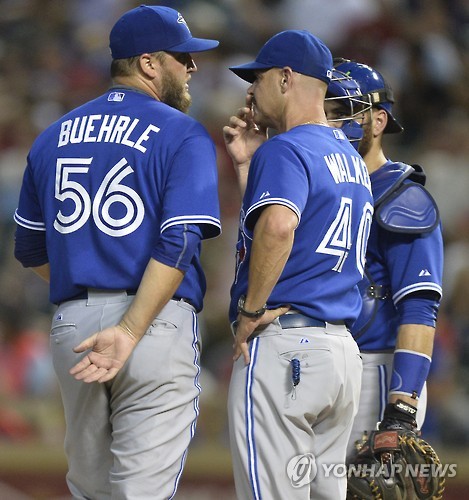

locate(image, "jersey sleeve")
(243, 139), (308, 233)
(14, 225), (48, 267)
(13, 159), (46, 231)
(384, 224), (444, 304)
(159, 124), (221, 240)
(152, 224), (202, 272)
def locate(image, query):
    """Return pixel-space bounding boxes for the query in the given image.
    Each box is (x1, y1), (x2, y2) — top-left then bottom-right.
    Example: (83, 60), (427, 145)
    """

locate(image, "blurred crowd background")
(0, 0), (469, 495)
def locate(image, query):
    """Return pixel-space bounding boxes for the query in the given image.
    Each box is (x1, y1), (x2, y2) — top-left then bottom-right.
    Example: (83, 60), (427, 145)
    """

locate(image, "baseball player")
(329, 60), (444, 459)
(223, 30), (374, 499)
(13, 5), (220, 499)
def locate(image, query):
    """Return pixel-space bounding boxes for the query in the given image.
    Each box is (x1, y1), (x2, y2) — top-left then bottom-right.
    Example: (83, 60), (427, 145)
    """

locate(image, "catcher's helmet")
(325, 68), (372, 150)
(334, 59), (404, 134)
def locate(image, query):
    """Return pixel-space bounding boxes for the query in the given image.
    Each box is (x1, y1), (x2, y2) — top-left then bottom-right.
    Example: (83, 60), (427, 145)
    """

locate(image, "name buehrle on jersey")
(58, 113), (161, 153)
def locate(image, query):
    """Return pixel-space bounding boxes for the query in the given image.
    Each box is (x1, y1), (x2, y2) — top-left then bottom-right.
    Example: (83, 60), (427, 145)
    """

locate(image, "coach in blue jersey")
(330, 60), (444, 461)
(13, 5), (220, 499)
(223, 31), (373, 499)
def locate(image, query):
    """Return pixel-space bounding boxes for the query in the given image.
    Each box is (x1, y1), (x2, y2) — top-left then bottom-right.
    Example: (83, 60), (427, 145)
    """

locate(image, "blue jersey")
(14, 87), (221, 308)
(351, 161), (443, 351)
(229, 125), (374, 323)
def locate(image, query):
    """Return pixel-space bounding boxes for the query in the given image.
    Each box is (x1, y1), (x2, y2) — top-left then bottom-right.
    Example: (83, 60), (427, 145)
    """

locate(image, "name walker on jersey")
(324, 153), (372, 193)
(58, 114), (160, 153)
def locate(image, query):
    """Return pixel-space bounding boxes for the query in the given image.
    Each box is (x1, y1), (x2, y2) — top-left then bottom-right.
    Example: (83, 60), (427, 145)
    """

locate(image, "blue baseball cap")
(229, 30), (333, 84)
(110, 5), (219, 59)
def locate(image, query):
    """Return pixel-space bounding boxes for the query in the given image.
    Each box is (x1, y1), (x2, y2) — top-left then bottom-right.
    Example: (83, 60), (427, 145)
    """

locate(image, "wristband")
(237, 295), (266, 318)
(389, 349), (431, 399)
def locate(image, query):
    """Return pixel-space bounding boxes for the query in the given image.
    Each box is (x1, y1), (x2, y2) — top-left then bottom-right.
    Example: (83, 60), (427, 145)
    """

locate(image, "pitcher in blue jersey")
(223, 31), (373, 499)
(13, 5), (220, 498)
(329, 60), (444, 462)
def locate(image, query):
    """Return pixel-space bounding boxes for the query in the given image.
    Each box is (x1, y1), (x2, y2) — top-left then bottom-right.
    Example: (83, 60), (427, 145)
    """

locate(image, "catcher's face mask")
(325, 69), (372, 151)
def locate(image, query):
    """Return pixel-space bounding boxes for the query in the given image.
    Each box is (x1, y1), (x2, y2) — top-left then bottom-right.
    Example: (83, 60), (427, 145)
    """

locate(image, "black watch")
(237, 295), (267, 318)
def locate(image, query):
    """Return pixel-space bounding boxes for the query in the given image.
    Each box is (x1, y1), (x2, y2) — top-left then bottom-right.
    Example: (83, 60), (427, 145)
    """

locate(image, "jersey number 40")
(316, 197), (373, 276)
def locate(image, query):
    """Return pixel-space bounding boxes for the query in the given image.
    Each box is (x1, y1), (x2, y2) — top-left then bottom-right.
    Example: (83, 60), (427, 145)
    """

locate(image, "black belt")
(69, 289), (137, 301)
(278, 313), (325, 329)
(278, 313), (346, 329)
(242, 313), (347, 343)
(59, 290), (195, 308)
(173, 296), (197, 309)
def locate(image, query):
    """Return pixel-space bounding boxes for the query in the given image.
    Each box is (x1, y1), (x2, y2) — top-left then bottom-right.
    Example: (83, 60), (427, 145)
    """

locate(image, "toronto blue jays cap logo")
(177, 12), (190, 33)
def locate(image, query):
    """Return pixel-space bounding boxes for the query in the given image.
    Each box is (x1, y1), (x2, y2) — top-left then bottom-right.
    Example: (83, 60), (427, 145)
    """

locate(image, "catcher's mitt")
(347, 429), (445, 500)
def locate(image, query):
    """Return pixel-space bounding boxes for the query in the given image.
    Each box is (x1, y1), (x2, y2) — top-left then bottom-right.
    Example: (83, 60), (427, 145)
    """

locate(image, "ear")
(373, 108), (388, 136)
(139, 53), (157, 78)
(280, 67), (293, 92)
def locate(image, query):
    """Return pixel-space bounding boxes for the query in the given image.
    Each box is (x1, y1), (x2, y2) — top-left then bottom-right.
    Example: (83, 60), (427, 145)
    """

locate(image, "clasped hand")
(69, 325), (137, 383)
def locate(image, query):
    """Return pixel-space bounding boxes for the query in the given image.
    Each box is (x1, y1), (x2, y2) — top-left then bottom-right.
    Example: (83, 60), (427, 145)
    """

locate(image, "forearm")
(389, 323), (435, 405)
(234, 161), (250, 199)
(244, 206), (295, 311)
(395, 323), (435, 356)
(233, 206), (295, 364)
(120, 258), (184, 341)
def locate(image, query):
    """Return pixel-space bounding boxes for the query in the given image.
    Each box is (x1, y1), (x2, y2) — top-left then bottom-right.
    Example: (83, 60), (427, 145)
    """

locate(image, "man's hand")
(69, 326), (138, 383)
(222, 95), (267, 188)
(234, 305), (290, 364)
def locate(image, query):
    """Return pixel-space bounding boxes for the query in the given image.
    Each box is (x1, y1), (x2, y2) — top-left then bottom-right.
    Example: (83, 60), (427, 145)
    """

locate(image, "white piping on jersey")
(244, 198), (301, 238)
(161, 215), (221, 236)
(15, 210), (222, 238)
(175, 224), (189, 269)
(393, 282), (442, 304)
(14, 210), (46, 231)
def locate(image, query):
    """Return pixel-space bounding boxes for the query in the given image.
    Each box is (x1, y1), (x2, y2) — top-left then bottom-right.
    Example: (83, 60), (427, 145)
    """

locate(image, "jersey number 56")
(53, 157), (144, 237)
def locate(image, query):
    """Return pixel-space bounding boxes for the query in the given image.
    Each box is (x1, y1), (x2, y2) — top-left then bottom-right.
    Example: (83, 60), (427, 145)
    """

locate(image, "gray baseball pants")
(228, 320), (362, 500)
(50, 290), (201, 499)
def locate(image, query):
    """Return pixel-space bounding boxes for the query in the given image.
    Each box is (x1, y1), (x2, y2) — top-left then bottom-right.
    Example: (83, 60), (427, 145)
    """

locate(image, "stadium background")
(0, 0), (468, 498)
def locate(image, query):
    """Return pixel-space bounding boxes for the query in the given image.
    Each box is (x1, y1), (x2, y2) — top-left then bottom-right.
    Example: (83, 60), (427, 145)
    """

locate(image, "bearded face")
(157, 52), (195, 114)
(159, 68), (192, 113)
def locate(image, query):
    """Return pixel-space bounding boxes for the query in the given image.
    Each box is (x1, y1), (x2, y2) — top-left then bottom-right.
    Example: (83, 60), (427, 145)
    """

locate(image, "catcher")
(324, 59), (446, 499)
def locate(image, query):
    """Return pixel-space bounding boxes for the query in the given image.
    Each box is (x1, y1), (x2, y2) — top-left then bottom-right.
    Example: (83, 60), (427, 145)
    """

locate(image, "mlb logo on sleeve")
(108, 92), (125, 102)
